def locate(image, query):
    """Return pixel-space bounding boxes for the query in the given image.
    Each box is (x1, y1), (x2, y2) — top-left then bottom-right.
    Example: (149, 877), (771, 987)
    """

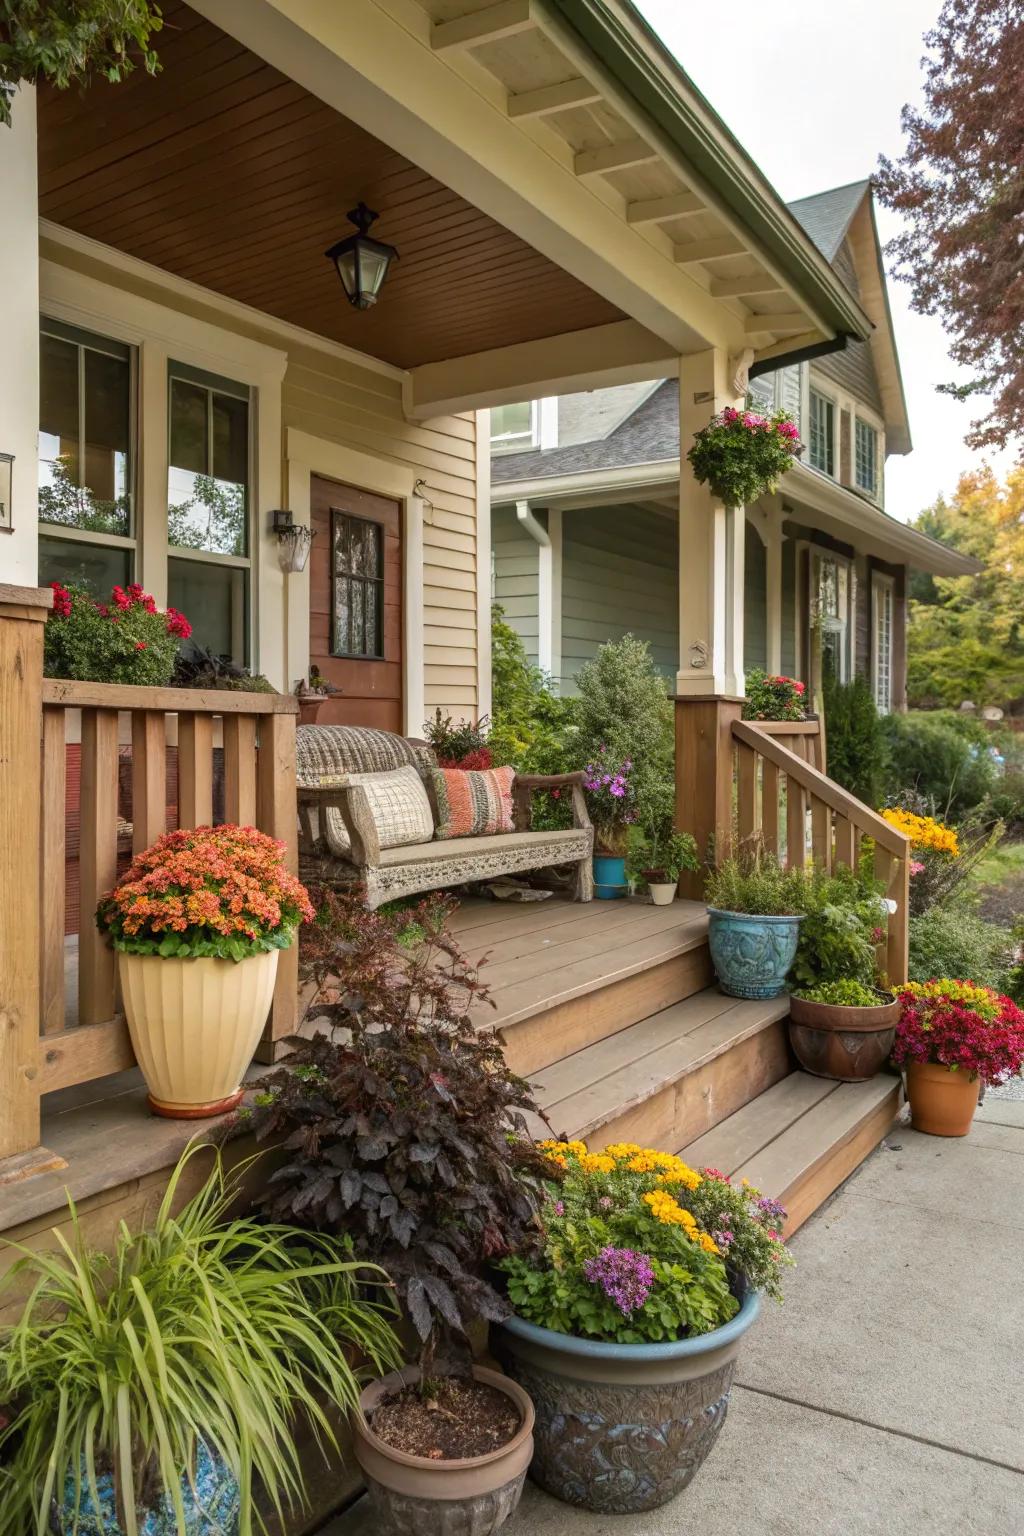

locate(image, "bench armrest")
(511, 770), (591, 832)
(296, 783), (381, 866)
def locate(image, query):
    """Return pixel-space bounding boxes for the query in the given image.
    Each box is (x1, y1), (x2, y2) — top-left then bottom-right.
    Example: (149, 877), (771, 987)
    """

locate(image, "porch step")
(680, 1070), (902, 1236)
(462, 899), (712, 1076)
(530, 987), (791, 1149)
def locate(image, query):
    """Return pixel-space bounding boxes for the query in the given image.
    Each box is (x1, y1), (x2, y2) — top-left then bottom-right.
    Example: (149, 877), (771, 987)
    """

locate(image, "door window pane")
(331, 511), (384, 657)
(168, 557), (248, 665)
(38, 534), (131, 595)
(38, 322), (132, 536)
(168, 367), (249, 557)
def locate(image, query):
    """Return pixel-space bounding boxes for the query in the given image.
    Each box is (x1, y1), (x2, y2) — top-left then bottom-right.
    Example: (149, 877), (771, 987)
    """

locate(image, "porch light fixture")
(0, 452), (12, 533)
(271, 509), (313, 573)
(325, 203), (398, 310)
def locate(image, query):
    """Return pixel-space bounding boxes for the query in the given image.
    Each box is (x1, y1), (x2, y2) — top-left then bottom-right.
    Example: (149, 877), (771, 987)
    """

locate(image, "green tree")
(0, 1), (162, 127)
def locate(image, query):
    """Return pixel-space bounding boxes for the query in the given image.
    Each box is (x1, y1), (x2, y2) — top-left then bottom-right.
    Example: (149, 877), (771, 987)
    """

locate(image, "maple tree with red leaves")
(876, 0), (1024, 452)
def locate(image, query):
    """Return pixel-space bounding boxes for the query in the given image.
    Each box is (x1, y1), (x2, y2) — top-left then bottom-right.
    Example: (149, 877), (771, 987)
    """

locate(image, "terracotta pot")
(353, 1365), (534, 1536)
(118, 949), (280, 1118)
(906, 1060), (981, 1137)
(647, 881), (677, 906)
(296, 694), (327, 726)
(493, 1287), (761, 1513)
(788, 993), (899, 1082)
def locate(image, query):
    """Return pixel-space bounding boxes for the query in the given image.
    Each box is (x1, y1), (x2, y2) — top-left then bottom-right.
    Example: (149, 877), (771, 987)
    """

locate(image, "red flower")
(49, 581), (73, 619)
(111, 585), (132, 610)
(165, 607), (192, 640)
(135, 641), (147, 651)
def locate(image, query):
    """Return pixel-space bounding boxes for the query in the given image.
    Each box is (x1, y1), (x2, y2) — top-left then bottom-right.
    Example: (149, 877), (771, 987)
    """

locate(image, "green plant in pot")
(629, 827), (698, 905)
(703, 847), (807, 999)
(0, 1144), (401, 1536)
(250, 890), (551, 1536)
(494, 1138), (793, 1513)
(788, 863), (899, 1081)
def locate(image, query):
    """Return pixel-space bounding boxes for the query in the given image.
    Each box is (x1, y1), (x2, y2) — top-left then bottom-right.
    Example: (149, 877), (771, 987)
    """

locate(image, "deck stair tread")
(532, 988), (790, 1140)
(680, 1070), (901, 1232)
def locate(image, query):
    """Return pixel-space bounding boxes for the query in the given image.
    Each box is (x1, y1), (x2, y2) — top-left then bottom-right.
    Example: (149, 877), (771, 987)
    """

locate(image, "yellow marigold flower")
(643, 1190), (697, 1228)
(699, 1233), (720, 1255)
(626, 1153), (660, 1173)
(880, 807), (959, 857)
(580, 1153), (616, 1175)
(604, 1143), (643, 1159)
(566, 1140), (588, 1156)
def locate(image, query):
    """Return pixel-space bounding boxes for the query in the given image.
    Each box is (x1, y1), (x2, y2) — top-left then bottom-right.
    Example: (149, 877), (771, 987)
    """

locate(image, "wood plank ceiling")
(36, 0), (623, 369)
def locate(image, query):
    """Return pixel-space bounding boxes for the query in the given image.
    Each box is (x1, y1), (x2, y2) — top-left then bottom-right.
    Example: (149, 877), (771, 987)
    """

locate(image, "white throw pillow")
(323, 764), (434, 858)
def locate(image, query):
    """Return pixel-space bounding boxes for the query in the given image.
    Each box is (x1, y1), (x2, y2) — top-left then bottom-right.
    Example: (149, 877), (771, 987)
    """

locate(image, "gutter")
(552, 0), (872, 348)
(515, 500), (555, 674)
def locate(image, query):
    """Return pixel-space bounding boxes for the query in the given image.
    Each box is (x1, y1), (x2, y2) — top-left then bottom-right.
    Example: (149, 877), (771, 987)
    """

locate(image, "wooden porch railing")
(0, 585), (301, 1167)
(750, 717), (826, 773)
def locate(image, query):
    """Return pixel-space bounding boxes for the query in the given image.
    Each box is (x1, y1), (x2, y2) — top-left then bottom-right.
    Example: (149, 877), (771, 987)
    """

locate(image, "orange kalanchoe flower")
(97, 825), (315, 960)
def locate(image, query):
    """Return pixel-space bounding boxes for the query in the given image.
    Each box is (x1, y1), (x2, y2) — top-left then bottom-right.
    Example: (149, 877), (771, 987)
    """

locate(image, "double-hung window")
(855, 419), (879, 497)
(37, 318), (136, 592)
(872, 575), (894, 713)
(808, 388), (835, 477)
(166, 362), (252, 665)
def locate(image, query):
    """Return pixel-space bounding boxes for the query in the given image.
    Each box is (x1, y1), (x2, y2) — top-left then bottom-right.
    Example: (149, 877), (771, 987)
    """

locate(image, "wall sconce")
(325, 203), (398, 310)
(0, 453), (13, 534)
(271, 509), (313, 573)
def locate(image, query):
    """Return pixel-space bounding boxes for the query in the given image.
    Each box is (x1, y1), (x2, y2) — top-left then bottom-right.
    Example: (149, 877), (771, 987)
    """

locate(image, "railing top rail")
(752, 719), (821, 735)
(733, 718), (909, 856)
(42, 679), (299, 715)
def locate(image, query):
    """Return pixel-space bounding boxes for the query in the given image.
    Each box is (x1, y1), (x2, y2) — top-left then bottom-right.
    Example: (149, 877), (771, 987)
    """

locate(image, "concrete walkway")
(325, 1097), (1024, 1536)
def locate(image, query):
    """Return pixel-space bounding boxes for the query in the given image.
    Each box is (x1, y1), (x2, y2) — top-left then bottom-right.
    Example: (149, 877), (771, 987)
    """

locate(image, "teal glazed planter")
(706, 908), (802, 1000)
(57, 1441), (240, 1534)
(593, 854), (628, 900)
(493, 1288), (761, 1514)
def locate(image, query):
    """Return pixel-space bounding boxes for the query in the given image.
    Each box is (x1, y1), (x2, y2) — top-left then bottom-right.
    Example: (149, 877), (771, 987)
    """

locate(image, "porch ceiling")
(36, 1), (623, 369)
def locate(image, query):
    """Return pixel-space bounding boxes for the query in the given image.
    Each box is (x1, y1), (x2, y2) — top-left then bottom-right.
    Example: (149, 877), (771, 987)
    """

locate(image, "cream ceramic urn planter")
(118, 949), (280, 1118)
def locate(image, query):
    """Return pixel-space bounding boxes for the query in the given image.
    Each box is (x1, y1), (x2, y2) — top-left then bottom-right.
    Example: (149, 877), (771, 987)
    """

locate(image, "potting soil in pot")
(371, 1376), (522, 1461)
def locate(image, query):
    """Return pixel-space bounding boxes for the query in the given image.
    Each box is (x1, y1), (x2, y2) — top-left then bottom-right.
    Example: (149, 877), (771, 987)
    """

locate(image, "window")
(491, 401), (536, 450)
(331, 511), (384, 658)
(817, 553), (851, 682)
(166, 362), (252, 664)
(37, 318), (136, 592)
(855, 419), (879, 496)
(808, 389), (835, 476)
(873, 575), (894, 713)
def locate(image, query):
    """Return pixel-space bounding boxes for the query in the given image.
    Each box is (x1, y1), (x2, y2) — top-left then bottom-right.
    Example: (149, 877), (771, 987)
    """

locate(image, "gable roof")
(493, 379), (679, 484)
(787, 180), (871, 263)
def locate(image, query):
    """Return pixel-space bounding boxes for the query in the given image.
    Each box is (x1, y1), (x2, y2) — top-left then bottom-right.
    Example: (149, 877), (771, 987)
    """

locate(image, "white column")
(0, 87), (40, 585)
(676, 349), (746, 698)
(548, 505), (563, 687)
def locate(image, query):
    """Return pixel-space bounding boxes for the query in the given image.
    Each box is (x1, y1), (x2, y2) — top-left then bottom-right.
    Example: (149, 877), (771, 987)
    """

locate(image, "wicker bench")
(295, 725), (593, 908)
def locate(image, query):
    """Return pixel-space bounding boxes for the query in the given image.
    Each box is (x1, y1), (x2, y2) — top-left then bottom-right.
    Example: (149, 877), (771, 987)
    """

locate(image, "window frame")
(329, 508), (386, 661)
(37, 315), (139, 575)
(166, 358), (254, 664)
(854, 417), (880, 498)
(871, 572), (895, 714)
(807, 386), (836, 478)
(490, 399), (539, 453)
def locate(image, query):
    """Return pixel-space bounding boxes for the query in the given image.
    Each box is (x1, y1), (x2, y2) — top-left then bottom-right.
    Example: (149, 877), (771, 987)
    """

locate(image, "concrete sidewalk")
(326, 1097), (1024, 1536)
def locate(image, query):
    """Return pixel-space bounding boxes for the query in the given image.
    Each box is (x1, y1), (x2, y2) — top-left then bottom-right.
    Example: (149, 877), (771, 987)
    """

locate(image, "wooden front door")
(309, 475), (402, 730)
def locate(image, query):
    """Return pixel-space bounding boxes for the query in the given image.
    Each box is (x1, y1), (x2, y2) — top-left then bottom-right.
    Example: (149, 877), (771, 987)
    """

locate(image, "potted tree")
(97, 825), (314, 1118)
(494, 1140), (792, 1513)
(583, 750), (637, 898)
(891, 980), (1024, 1136)
(630, 826), (699, 905)
(703, 849), (806, 999)
(251, 891), (549, 1536)
(787, 864), (899, 1081)
(0, 1144), (401, 1536)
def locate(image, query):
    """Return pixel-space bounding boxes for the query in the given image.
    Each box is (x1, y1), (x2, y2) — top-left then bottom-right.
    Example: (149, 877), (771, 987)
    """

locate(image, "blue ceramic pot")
(706, 908), (802, 1000)
(56, 1441), (240, 1535)
(593, 854), (627, 899)
(493, 1288), (761, 1514)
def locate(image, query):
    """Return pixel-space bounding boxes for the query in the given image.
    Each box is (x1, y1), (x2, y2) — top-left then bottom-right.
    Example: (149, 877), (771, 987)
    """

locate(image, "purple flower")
(756, 1195), (787, 1224)
(713, 1229), (734, 1250)
(583, 1246), (655, 1318)
(553, 1200), (565, 1217)
(598, 1196), (613, 1210)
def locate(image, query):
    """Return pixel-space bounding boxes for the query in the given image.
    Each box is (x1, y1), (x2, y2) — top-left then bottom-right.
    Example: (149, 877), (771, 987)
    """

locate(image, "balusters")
(40, 707), (67, 1036)
(178, 713), (214, 827)
(810, 797), (831, 871)
(786, 775), (807, 869)
(131, 711), (167, 852)
(78, 708), (120, 1027)
(834, 815), (856, 869)
(256, 712), (299, 1056)
(224, 714), (258, 825)
(736, 740), (758, 847)
(761, 759), (780, 855)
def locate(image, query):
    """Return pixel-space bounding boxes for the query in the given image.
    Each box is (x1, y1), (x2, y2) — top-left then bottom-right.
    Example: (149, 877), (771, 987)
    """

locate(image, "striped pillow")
(432, 765), (516, 840)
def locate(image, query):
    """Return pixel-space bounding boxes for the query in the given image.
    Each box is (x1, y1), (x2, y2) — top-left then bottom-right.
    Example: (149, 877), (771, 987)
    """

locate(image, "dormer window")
(855, 419), (879, 497)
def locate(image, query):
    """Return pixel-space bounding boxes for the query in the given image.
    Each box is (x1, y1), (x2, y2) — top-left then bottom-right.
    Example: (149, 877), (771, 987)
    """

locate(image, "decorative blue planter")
(493, 1288), (761, 1514)
(593, 854), (627, 900)
(57, 1441), (240, 1535)
(706, 907), (802, 1000)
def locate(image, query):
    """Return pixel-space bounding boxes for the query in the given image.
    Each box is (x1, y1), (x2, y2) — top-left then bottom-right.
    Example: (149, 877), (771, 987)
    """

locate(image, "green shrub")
(823, 670), (888, 806)
(572, 634), (674, 837)
(881, 711), (998, 819)
(789, 864), (883, 991)
(489, 605), (575, 767)
(743, 669), (806, 722)
(704, 849), (806, 916)
(792, 979), (884, 1007)
(907, 904), (1016, 989)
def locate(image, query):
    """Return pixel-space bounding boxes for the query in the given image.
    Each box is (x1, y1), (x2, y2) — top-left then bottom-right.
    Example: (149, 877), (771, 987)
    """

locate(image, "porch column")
(676, 349), (746, 698)
(0, 87), (40, 585)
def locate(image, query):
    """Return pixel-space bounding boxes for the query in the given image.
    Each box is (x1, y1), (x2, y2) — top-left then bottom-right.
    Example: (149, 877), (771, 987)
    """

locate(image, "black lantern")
(325, 203), (398, 310)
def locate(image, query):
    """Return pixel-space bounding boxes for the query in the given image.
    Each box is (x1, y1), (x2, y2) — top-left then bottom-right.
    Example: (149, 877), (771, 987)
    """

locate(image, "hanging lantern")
(325, 203), (398, 310)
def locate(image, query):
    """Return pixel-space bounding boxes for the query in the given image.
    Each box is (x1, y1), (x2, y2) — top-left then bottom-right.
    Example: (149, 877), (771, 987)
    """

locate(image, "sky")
(635, 0), (1015, 522)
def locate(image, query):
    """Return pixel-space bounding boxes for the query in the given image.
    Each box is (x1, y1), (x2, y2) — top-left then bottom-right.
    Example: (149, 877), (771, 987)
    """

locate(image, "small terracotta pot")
(906, 1060), (981, 1137)
(353, 1365), (534, 1536)
(788, 992), (899, 1082)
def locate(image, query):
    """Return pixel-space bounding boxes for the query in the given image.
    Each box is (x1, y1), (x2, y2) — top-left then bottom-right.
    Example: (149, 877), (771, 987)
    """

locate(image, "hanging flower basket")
(687, 407), (802, 507)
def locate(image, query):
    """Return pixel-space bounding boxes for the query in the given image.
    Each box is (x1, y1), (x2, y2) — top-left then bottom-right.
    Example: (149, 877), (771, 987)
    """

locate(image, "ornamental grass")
(501, 1140), (792, 1345)
(97, 825), (314, 962)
